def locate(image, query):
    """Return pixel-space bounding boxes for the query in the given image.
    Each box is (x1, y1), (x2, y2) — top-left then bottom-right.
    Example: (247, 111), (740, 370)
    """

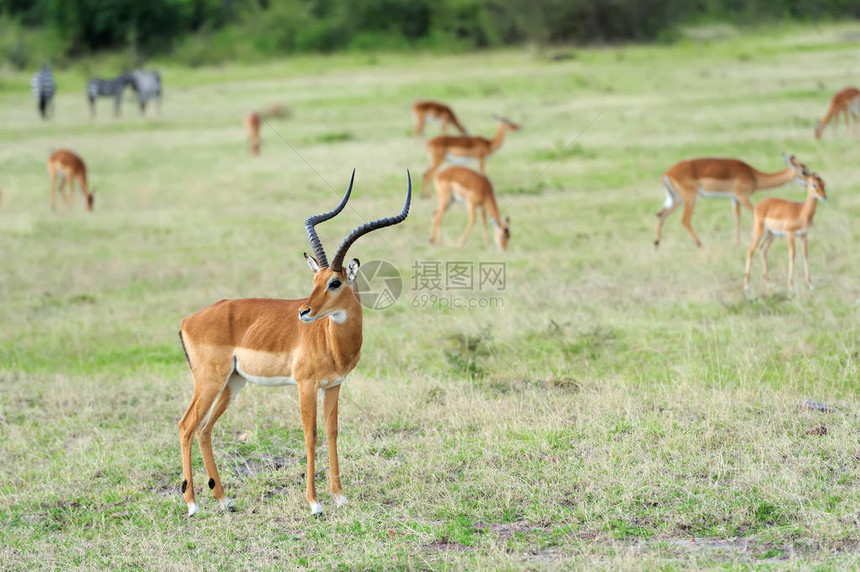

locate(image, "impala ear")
(304, 252), (321, 273)
(346, 258), (360, 284)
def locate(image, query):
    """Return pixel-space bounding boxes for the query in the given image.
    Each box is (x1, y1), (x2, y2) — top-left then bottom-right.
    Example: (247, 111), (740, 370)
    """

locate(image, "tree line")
(2, 0), (858, 67)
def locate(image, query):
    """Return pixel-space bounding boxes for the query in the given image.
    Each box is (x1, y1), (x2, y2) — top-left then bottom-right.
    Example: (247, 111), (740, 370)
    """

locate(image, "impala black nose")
(299, 308), (311, 318)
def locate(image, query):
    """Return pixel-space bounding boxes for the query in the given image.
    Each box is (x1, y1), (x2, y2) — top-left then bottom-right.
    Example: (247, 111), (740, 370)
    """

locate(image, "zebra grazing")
(32, 65), (56, 119)
(131, 70), (162, 115)
(87, 73), (134, 117)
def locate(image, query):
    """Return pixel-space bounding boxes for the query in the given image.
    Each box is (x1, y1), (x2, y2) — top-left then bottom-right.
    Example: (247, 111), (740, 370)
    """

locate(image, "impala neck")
(485, 192), (504, 226)
(753, 167), (795, 190)
(820, 104), (838, 129)
(323, 294), (363, 367)
(801, 189), (819, 222)
(489, 124), (509, 153)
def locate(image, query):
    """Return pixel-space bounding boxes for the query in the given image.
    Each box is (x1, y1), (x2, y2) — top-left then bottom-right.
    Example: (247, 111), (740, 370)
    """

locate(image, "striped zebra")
(31, 65), (56, 119)
(131, 70), (162, 115)
(87, 73), (134, 117)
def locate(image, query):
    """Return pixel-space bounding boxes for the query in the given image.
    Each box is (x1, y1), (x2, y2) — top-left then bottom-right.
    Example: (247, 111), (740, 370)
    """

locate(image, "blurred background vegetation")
(1, 0), (859, 68)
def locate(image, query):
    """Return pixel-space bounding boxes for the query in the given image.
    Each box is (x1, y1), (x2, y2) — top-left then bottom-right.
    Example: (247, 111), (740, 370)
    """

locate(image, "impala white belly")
(235, 360), (298, 386)
(232, 355), (346, 389)
(446, 154), (478, 166)
(697, 188), (732, 198)
(765, 225), (809, 237)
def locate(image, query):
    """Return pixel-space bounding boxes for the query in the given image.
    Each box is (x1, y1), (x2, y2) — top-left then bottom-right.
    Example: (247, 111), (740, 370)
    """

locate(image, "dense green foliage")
(1, 0), (859, 67)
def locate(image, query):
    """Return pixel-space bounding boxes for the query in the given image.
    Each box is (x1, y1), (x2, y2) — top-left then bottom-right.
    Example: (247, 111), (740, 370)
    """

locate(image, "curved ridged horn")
(304, 169), (355, 267)
(330, 171), (412, 272)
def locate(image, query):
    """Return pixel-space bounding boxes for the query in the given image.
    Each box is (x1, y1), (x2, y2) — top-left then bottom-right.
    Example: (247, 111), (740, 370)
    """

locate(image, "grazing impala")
(421, 115), (520, 195)
(655, 154), (808, 248)
(413, 100), (468, 137)
(47, 149), (94, 211)
(815, 87), (860, 140)
(430, 166), (510, 250)
(244, 104), (289, 155)
(244, 112), (262, 155)
(177, 170), (411, 517)
(744, 171), (826, 290)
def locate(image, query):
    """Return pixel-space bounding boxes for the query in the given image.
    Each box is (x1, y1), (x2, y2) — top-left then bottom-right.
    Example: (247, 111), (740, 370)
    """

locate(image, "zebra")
(87, 73), (134, 117)
(130, 70), (162, 115)
(31, 65), (56, 119)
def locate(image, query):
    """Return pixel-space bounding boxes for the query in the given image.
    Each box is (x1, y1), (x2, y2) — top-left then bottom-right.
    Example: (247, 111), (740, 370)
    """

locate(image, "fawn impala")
(244, 104), (289, 155)
(744, 171), (826, 290)
(421, 115), (520, 195)
(47, 149), (94, 211)
(430, 166), (510, 250)
(177, 170), (411, 517)
(815, 87), (860, 140)
(655, 155), (807, 248)
(412, 100), (468, 137)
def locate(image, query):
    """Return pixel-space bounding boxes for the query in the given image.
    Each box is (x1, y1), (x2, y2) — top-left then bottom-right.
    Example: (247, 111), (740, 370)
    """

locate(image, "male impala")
(421, 115), (520, 195)
(177, 171), (411, 517)
(814, 87), (860, 140)
(413, 100), (468, 137)
(244, 104), (288, 155)
(744, 171), (826, 290)
(654, 154), (807, 248)
(47, 149), (94, 211)
(430, 166), (510, 250)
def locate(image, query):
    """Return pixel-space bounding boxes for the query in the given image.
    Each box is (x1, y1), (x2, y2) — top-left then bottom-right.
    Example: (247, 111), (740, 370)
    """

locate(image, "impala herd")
(16, 75), (854, 517)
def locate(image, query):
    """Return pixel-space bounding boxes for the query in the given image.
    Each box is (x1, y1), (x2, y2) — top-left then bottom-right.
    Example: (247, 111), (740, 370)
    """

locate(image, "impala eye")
(329, 280), (342, 290)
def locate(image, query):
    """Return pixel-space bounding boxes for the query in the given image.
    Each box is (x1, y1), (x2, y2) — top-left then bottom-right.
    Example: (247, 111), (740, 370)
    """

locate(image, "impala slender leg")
(478, 157), (486, 173)
(760, 231), (774, 285)
(440, 119), (449, 135)
(737, 194), (756, 245)
(680, 199), (702, 248)
(299, 383), (321, 516)
(430, 183), (451, 245)
(177, 379), (224, 516)
(732, 198), (741, 246)
(786, 232), (796, 287)
(197, 379), (243, 511)
(480, 208), (490, 247)
(458, 202), (477, 247)
(323, 385), (346, 508)
(59, 175), (72, 207)
(654, 188), (680, 248)
(744, 224), (765, 290)
(801, 234), (811, 288)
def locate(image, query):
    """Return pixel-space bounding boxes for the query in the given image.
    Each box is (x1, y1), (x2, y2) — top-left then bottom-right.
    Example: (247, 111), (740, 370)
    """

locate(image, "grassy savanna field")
(1, 23), (860, 569)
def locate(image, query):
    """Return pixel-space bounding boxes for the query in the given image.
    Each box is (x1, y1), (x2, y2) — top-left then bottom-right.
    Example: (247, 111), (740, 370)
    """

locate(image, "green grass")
(2, 23), (860, 569)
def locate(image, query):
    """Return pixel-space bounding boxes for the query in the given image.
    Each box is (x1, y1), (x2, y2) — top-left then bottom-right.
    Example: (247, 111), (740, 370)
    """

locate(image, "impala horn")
(304, 169), (355, 268)
(330, 171), (412, 272)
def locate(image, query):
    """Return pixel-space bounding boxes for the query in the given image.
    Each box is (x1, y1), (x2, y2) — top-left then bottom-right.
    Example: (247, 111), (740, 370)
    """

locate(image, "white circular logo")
(354, 260), (402, 311)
